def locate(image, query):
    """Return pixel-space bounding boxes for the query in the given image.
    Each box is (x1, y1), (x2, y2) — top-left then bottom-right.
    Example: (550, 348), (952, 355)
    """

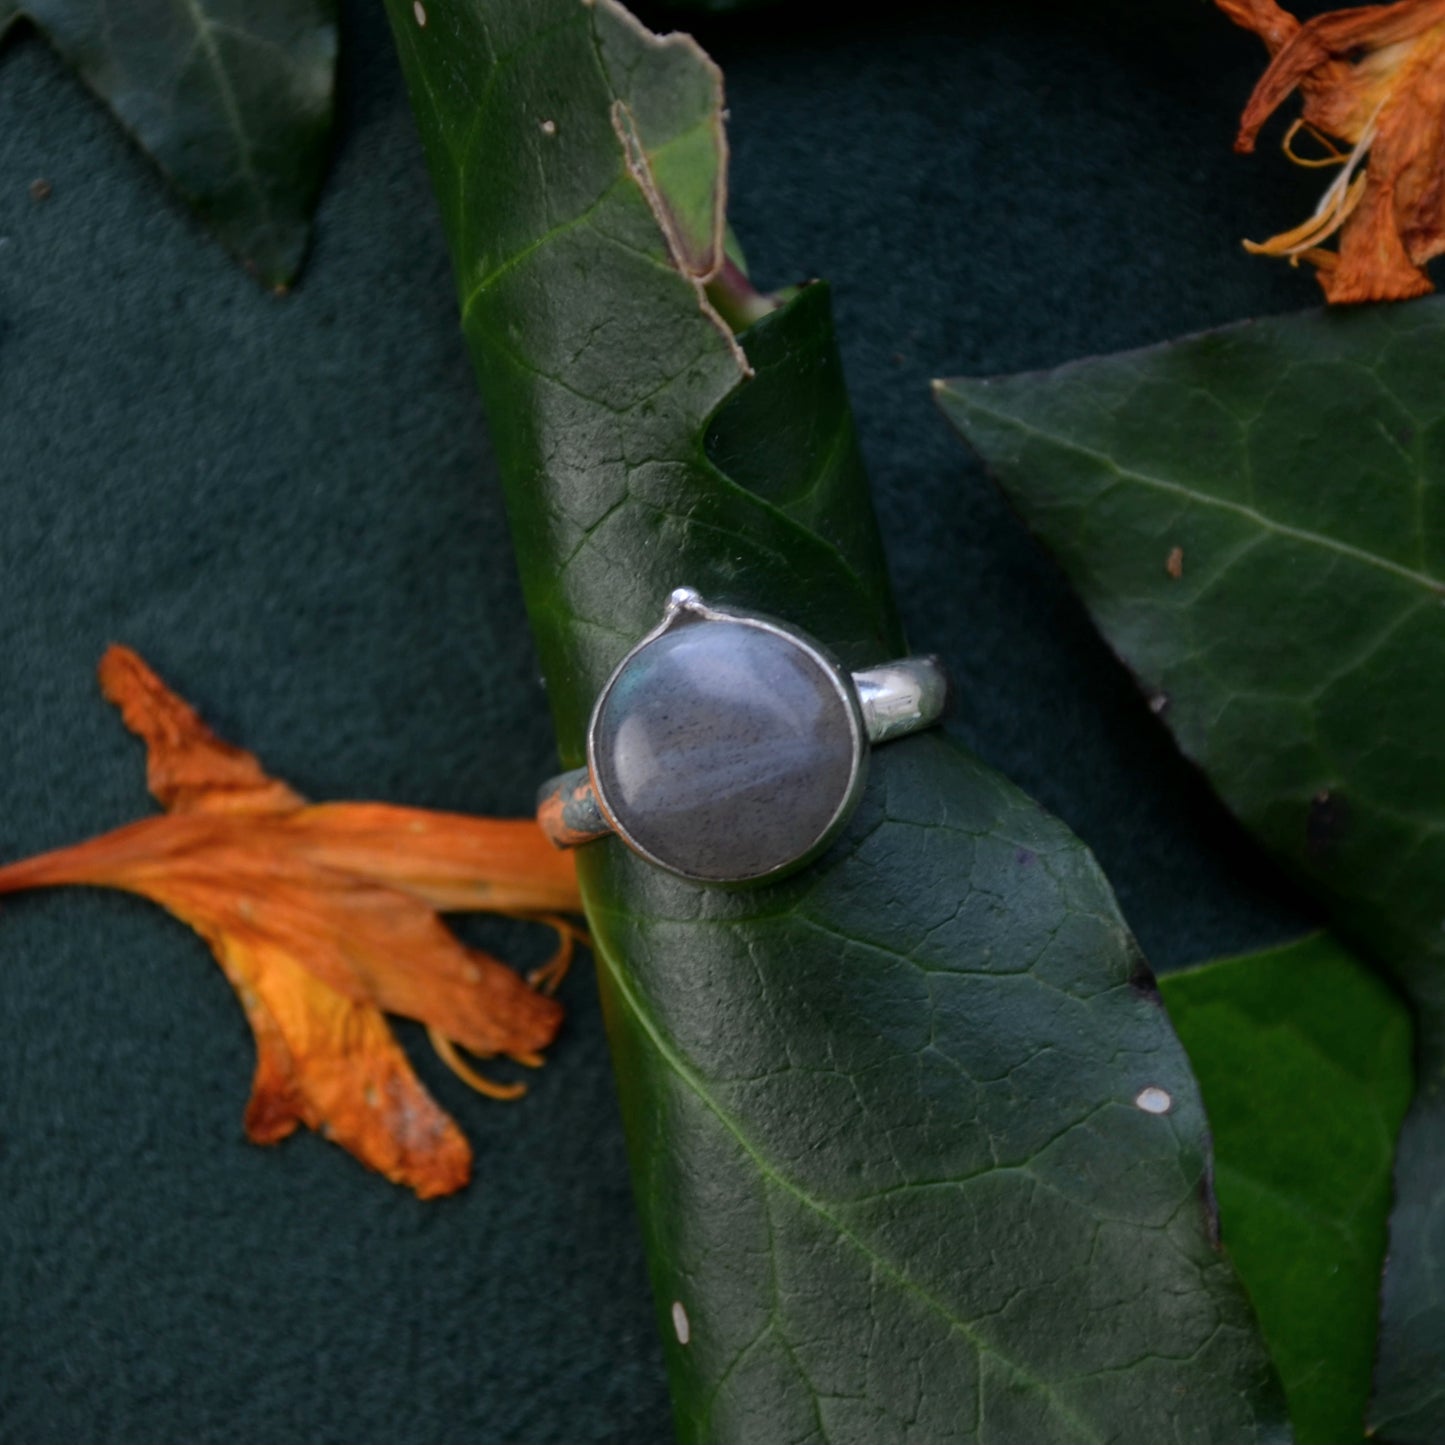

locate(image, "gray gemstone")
(591, 618), (861, 882)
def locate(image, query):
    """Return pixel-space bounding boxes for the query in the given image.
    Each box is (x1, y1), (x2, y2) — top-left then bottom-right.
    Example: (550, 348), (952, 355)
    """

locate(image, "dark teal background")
(0, 1), (1326, 1439)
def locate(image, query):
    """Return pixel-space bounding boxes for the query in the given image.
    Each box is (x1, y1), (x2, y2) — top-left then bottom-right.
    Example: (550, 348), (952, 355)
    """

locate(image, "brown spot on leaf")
(1307, 788), (1348, 854)
(1199, 1143), (1223, 1250)
(28, 178), (51, 203)
(1166, 546), (1184, 580)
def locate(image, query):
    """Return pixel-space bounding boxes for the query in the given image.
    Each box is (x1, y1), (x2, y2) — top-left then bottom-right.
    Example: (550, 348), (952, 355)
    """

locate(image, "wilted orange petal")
(1233, 12), (1373, 152)
(1329, 170), (1436, 298)
(1216, 0), (1302, 56)
(217, 931), (472, 1198)
(1375, 32), (1445, 266)
(149, 849), (563, 1060)
(0, 813), (213, 892)
(0, 813), (564, 1060)
(99, 645), (303, 816)
(282, 803), (581, 915)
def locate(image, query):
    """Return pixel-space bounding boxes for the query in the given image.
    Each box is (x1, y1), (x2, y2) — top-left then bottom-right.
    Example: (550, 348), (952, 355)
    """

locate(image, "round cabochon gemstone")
(591, 618), (862, 881)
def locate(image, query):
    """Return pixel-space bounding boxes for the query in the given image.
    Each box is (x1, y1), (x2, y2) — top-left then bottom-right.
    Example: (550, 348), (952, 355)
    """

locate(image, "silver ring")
(536, 587), (950, 885)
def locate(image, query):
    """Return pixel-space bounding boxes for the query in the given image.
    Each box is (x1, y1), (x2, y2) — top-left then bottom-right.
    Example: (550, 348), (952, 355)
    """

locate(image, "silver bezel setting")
(584, 587), (869, 884)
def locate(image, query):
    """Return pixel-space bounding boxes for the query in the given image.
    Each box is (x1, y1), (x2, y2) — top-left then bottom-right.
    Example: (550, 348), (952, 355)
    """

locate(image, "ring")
(536, 588), (950, 884)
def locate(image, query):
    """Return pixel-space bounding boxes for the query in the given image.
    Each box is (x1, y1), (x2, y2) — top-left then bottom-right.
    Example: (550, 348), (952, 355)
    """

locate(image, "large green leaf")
(384, 2), (1286, 1438)
(1, 0), (337, 286)
(1160, 934), (1413, 1445)
(938, 302), (1445, 1441)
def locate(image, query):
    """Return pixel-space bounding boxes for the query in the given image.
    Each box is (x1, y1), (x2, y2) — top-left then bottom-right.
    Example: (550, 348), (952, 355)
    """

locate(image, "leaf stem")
(705, 256), (777, 333)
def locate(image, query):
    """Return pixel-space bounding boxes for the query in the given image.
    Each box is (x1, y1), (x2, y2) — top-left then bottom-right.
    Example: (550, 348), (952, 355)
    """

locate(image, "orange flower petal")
(1216, 0), (1302, 57)
(1330, 169), (1436, 299)
(139, 837), (566, 1058)
(1373, 29), (1445, 265)
(0, 812), (565, 1060)
(99, 645), (303, 816)
(217, 931), (472, 1198)
(281, 803), (581, 915)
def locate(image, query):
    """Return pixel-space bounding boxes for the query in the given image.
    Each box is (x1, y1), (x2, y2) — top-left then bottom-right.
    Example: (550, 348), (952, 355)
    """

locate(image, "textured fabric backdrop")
(0, 1), (1322, 1439)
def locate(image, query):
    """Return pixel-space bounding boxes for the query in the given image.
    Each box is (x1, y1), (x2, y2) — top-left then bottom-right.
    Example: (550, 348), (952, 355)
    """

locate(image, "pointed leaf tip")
(17, 0), (338, 286)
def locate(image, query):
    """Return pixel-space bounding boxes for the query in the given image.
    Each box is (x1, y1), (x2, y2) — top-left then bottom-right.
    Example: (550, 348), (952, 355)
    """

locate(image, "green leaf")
(1159, 934), (1413, 1445)
(385, 2), (1286, 1438)
(937, 301), (1445, 1440)
(4, 0), (337, 287)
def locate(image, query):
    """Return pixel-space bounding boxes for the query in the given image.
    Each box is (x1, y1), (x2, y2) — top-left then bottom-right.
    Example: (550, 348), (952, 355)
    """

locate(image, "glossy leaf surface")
(1161, 934), (1413, 1445)
(2, 0), (336, 286)
(939, 302), (1445, 1440)
(384, 2), (1287, 1438)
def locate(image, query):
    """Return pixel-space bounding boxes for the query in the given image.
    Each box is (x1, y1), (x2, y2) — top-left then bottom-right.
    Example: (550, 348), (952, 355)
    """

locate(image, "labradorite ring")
(536, 588), (949, 885)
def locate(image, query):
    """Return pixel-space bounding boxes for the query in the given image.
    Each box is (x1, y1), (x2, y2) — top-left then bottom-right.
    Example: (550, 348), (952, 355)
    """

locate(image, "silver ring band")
(537, 588), (949, 884)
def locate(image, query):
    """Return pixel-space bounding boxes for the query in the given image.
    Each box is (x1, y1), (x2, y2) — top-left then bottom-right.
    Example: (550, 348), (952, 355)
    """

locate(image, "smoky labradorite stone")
(590, 619), (862, 882)
(537, 588), (950, 878)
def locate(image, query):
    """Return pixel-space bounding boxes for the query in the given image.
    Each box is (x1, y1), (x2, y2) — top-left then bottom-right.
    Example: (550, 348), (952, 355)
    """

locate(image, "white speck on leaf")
(1135, 1086), (1172, 1115)
(671, 1300), (690, 1345)
(540, 119), (557, 136)
(413, 1), (427, 25)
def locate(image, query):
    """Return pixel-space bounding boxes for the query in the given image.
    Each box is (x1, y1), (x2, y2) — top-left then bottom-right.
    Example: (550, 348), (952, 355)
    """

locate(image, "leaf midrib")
(175, 0), (272, 231)
(591, 921), (1113, 1445)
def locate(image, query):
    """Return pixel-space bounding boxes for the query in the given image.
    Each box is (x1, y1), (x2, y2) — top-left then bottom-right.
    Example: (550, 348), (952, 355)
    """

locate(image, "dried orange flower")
(1218, 0), (1445, 301)
(0, 647), (583, 1198)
